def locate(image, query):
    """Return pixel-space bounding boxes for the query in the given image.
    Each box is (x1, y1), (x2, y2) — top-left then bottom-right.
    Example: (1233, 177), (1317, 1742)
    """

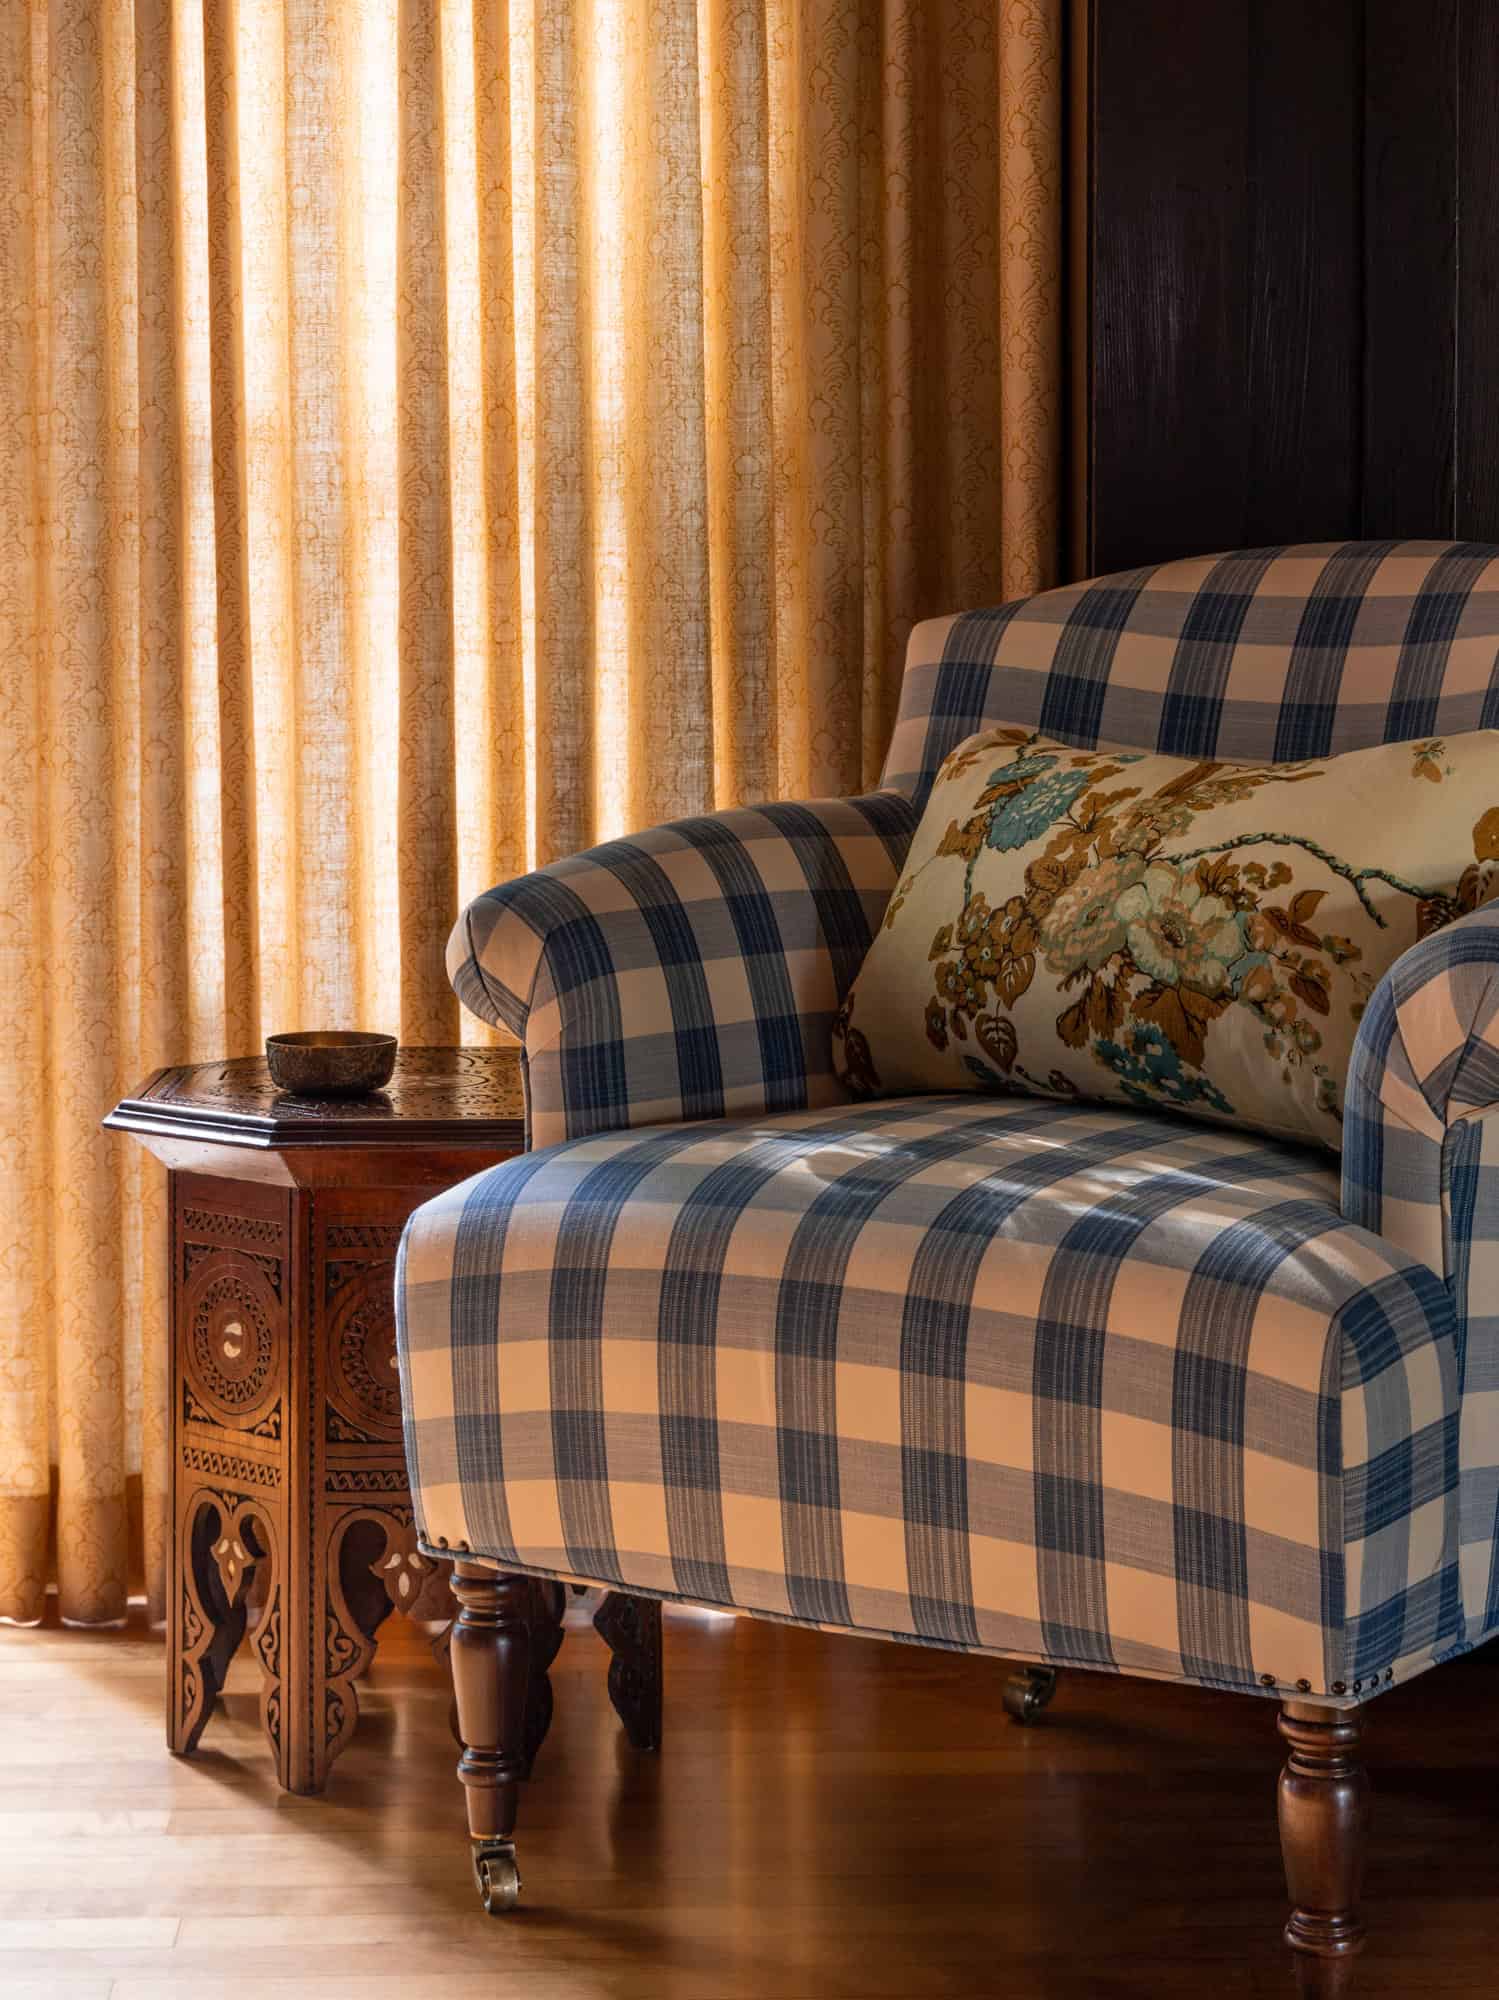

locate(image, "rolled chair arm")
(1343, 901), (1499, 1269)
(1343, 901), (1499, 1631)
(448, 793), (916, 1149)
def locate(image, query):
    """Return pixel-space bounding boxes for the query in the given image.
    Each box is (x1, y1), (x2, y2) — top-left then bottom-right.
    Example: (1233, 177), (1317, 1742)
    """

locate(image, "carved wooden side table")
(106, 1047), (663, 1796)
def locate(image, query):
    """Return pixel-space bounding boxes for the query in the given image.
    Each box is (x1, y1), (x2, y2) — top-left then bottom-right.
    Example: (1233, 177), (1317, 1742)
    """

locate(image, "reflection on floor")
(0, 1595), (1489, 1996)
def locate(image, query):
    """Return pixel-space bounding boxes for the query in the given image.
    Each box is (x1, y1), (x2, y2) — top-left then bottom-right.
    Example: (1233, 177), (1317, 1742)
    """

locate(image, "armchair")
(397, 540), (1499, 1990)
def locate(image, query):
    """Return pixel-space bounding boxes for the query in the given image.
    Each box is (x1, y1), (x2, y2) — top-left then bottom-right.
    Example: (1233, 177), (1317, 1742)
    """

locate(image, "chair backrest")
(881, 540), (1499, 810)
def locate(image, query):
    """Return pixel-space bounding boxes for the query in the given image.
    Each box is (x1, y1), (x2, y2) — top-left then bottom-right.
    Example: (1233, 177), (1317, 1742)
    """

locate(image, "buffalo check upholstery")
(399, 540), (1499, 1713)
(447, 794), (915, 1150)
(1344, 899), (1499, 1644)
(883, 539), (1499, 809)
(400, 1095), (1459, 1700)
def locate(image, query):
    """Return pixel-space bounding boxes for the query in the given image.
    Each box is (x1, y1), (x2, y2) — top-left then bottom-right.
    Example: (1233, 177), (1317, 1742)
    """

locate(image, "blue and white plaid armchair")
(397, 541), (1499, 1989)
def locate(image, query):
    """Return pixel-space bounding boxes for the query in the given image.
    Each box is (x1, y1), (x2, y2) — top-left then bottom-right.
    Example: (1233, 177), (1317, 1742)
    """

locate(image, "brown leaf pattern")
(837, 727), (1499, 1145)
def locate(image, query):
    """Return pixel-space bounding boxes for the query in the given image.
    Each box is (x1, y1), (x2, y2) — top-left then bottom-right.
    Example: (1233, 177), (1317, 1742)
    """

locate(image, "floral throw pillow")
(834, 727), (1499, 1149)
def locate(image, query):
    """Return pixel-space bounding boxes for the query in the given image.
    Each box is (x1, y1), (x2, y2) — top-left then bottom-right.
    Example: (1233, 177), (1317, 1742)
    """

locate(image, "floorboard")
(0, 1599), (1491, 1995)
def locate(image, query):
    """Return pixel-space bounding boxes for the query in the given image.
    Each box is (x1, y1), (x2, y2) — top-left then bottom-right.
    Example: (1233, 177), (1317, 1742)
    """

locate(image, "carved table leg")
(274, 1503), (355, 1793)
(289, 1507), (447, 1793)
(169, 1179), (294, 1771)
(279, 1190), (459, 1793)
(171, 1488), (258, 1755)
(451, 1563), (532, 1913)
(593, 1591), (663, 1751)
(1278, 1702), (1371, 1997)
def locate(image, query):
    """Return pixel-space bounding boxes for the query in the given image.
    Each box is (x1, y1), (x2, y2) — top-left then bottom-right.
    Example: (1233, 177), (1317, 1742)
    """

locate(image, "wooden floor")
(0, 1601), (1493, 1999)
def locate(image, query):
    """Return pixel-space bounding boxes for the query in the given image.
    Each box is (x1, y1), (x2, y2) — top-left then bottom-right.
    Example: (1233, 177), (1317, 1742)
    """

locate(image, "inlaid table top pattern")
(107, 1045), (527, 1151)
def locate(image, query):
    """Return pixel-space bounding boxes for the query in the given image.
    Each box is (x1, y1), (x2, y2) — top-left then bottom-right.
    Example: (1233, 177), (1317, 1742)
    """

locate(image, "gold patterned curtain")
(0, 0), (1062, 1626)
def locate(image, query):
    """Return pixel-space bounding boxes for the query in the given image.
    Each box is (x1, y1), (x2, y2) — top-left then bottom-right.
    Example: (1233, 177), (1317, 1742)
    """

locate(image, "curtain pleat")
(699, 0), (774, 807)
(398, 0), (461, 1043)
(0, 0), (50, 1625)
(998, 0), (1063, 600)
(132, 0), (186, 1625)
(0, 0), (1063, 1625)
(201, 0), (262, 1056)
(44, 0), (135, 1624)
(453, 0), (528, 913)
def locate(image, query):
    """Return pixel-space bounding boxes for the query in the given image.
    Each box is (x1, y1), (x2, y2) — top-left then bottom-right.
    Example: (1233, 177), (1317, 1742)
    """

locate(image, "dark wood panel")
(1242, 0), (1361, 546)
(1078, 0), (1499, 574)
(1361, 0), (1459, 538)
(1088, 2), (1251, 571)
(1458, 0), (1499, 539)
(1084, 2), (1362, 574)
(1066, 0), (1093, 580)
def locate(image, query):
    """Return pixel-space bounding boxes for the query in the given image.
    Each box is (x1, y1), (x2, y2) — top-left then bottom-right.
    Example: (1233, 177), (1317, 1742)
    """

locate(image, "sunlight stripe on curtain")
(0, 0), (1063, 1624)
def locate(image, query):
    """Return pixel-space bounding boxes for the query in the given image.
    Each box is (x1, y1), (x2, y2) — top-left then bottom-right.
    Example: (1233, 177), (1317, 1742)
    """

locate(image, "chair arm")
(448, 793), (917, 1148)
(1342, 901), (1499, 1272)
(1343, 900), (1499, 1630)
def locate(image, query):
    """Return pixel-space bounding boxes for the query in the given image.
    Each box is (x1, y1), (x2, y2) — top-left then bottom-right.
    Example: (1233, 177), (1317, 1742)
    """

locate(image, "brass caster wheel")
(473, 1841), (521, 1914)
(1003, 1665), (1058, 1726)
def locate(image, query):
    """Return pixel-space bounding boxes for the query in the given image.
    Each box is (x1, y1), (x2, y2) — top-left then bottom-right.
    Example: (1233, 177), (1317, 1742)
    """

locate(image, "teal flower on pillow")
(988, 751), (1058, 785)
(1095, 1022), (1234, 1114)
(984, 762), (1095, 851)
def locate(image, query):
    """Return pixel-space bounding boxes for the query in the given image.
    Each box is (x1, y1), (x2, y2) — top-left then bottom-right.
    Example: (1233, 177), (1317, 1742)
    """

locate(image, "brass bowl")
(265, 1030), (398, 1097)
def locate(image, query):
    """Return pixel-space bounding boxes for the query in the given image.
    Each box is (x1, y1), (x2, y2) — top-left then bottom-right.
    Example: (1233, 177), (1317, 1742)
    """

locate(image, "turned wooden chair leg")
(524, 1578), (568, 1771)
(1277, 1701), (1371, 1996)
(451, 1562), (533, 1914)
(593, 1590), (663, 1750)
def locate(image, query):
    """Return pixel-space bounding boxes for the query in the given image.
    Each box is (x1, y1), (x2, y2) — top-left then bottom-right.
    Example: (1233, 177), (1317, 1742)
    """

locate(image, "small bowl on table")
(265, 1030), (398, 1098)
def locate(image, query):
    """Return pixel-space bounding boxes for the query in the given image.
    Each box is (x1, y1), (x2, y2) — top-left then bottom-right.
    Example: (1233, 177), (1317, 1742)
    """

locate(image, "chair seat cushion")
(397, 1095), (1460, 1700)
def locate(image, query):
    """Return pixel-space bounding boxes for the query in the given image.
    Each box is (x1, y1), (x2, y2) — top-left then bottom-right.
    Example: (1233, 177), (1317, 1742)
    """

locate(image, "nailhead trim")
(409, 1591), (1401, 1687)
